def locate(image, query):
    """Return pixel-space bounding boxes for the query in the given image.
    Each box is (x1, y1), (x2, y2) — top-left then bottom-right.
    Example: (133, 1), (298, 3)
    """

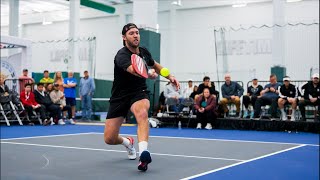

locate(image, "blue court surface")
(1, 125), (319, 180)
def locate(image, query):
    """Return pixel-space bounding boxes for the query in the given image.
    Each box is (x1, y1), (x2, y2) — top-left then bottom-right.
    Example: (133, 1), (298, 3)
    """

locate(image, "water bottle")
(178, 120), (182, 129)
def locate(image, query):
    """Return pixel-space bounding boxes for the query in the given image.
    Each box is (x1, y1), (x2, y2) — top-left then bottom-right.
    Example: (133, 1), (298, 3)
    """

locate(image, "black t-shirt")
(197, 83), (219, 95)
(110, 46), (155, 101)
(247, 85), (263, 96)
(279, 84), (297, 98)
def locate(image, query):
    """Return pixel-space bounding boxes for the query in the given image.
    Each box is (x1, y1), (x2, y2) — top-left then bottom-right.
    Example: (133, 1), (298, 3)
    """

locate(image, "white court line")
(0, 141), (244, 162)
(0, 132), (96, 141)
(180, 144), (306, 180)
(90, 132), (320, 147)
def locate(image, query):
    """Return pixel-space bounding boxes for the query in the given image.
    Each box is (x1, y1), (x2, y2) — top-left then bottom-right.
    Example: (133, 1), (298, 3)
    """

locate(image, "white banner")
(0, 53), (22, 79)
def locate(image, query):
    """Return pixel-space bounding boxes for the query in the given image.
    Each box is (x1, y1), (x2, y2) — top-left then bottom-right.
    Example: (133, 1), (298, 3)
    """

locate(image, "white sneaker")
(196, 123), (202, 129)
(126, 137), (137, 160)
(50, 117), (55, 125)
(291, 115), (296, 121)
(58, 119), (65, 125)
(205, 123), (212, 130)
(281, 112), (287, 121)
(68, 119), (76, 125)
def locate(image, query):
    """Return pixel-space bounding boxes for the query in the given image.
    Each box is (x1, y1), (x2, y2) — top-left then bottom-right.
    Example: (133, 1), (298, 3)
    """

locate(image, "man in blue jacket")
(79, 70), (95, 120)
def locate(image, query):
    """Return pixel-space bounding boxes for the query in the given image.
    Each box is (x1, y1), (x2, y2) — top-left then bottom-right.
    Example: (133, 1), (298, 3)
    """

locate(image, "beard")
(127, 39), (139, 48)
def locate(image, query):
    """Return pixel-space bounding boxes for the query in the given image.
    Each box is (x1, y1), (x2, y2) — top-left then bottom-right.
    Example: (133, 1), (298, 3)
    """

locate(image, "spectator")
(18, 69), (34, 92)
(253, 74), (281, 120)
(0, 74), (9, 94)
(54, 71), (64, 92)
(46, 83), (54, 93)
(50, 83), (74, 125)
(40, 70), (54, 88)
(63, 71), (77, 120)
(196, 76), (219, 100)
(278, 76), (298, 121)
(79, 70), (95, 120)
(242, 78), (263, 118)
(298, 73), (320, 121)
(182, 79), (194, 98)
(189, 85), (198, 100)
(34, 83), (61, 125)
(20, 83), (47, 125)
(164, 81), (184, 113)
(194, 88), (217, 130)
(219, 74), (244, 117)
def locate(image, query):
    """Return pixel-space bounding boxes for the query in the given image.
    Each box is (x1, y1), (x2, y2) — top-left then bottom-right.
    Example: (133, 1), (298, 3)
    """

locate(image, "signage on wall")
(216, 39), (272, 55)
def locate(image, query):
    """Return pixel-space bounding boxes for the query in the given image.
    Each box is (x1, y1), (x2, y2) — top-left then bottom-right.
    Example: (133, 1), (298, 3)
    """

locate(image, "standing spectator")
(63, 71), (77, 120)
(79, 70), (95, 120)
(219, 74), (244, 117)
(253, 74), (281, 120)
(40, 70), (54, 88)
(34, 83), (61, 125)
(278, 76), (298, 121)
(20, 83), (47, 125)
(50, 83), (74, 125)
(19, 69), (34, 92)
(194, 88), (217, 130)
(182, 79), (194, 98)
(196, 76), (219, 100)
(54, 71), (64, 92)
(298, 73), (320, 121)
(242, 78), (263, 118)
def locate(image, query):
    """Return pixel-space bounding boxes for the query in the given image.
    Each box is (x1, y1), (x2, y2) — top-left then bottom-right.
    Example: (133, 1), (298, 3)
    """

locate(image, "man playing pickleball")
(104, 23), (180, 171)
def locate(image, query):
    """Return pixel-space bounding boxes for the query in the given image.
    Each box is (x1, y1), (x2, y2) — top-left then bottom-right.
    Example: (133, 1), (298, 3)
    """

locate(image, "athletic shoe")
(68, 119), (76, 125)
(126, 137), (137, 160)
(43, 119), (51, 126)
(196, 123), (201, 129)
(204, 123), (212, 130)
(58, 119), (65, 125)
(138, 150), (152, 171)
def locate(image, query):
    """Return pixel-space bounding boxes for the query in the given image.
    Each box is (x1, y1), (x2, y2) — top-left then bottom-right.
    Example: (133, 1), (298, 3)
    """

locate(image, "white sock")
(121, 137), (130, 148)
(138, 141), (148, 155)
(280, 108), (285, 114)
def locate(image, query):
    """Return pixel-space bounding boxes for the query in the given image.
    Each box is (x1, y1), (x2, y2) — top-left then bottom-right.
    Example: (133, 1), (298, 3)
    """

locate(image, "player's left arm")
(152, 61), (180, 89)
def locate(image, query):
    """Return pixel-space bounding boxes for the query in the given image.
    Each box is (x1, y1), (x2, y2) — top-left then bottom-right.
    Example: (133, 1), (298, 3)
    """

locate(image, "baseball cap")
(188, 79), (193, 82)
(53, 83), (59, 87)
(312, 73), (319, 79)
(122, 23), (138, 46)
(283, 76), (291, 81)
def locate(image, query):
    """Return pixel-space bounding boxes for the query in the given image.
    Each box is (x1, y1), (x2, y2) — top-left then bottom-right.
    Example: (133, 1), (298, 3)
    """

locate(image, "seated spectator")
(34, 83), (61, 125)
(242, 78), (263, 118)
(278, 76), (298, 121)
(196, 76), (219, 100)
(40, 70), (54, 88)
(194, 88), (217, 130)
(0, 74), (9, 94)
(20, 83), (47, 125)
(18, 69), (34, 92)
(46, 83), (54, 93)
(219, 74), (244, 117)
(164, 81), (184, 113)
(253, 74), (281, 120)
(298, 73), (320, 121)
(189, 85), (198, 99)
(50, 83), (74, 125)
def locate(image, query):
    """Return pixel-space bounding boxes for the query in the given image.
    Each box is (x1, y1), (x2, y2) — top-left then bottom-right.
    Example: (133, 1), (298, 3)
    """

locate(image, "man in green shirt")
(40, 70), (54, 88)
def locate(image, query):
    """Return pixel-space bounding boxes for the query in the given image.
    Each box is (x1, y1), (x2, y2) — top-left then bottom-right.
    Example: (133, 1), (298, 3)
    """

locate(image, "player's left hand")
(168, 75), (180, 90)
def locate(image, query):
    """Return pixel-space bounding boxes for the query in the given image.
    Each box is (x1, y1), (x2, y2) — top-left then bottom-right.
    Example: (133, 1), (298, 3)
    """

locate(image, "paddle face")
(131, 54), (148, 78)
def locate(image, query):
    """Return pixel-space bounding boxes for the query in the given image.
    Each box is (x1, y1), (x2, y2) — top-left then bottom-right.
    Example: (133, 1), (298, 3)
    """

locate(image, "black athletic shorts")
(106, 91), (149, 119)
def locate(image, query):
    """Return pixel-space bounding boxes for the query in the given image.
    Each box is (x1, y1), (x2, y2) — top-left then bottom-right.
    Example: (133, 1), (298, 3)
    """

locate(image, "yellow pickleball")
(160, 68), (170, 77)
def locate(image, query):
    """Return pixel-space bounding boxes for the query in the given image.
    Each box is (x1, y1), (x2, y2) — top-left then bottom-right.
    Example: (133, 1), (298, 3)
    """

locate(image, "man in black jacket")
(278, 76), (297, 121)
(34, 83), (61, 125)
(298, 73), (320, 121)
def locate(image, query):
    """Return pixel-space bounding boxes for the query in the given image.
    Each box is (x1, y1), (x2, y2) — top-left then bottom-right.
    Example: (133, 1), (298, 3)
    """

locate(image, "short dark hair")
(203, 76), (210, 82)
(24, 83), (32, 88)
(270, 74), (277, 78)
(37, 82), (44, 87)
(44, 70), (49, 73)
(122, 23), (138, 46)
(23, 69), (28, 72)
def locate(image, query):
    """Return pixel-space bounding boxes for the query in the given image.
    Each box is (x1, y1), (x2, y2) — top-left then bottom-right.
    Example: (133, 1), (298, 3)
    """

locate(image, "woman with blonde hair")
(54, 71), (64, 92)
